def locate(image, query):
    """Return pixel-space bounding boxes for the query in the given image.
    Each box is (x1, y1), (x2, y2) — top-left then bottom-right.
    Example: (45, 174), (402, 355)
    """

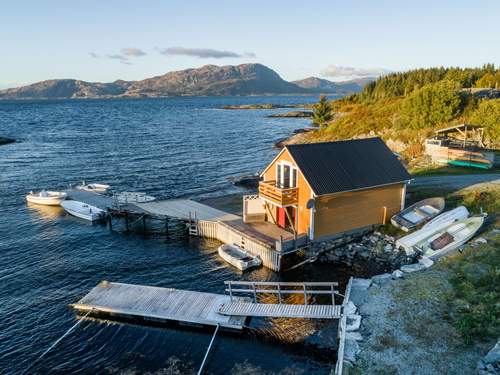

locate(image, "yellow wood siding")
(262, 149), (312, 235)
(313, 183), (404, 239)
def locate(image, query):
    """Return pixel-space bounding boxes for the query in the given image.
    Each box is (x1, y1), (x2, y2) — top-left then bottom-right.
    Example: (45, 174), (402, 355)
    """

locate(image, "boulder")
(400, 262), (426, 273)
(352, 278), (372, 290)
(384, 244), (394, 252)
(477, 340), (500, 374)
(344, 301), (357, 315)
(474, 237), (488, 244)
(344, 339), (360, 362)
(345, 331), (363, 341)
(418, 257), (434, 268)
(372, 273), (393, 285)
(392, 270), (404, 279)
(346, 315), (362, 331)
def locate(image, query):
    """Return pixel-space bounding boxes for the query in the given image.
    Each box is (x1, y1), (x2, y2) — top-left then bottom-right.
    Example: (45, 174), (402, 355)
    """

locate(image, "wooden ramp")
(70, 281), (247, 330)
(219, 302), (342, 319)
(135, 199), (239, 221)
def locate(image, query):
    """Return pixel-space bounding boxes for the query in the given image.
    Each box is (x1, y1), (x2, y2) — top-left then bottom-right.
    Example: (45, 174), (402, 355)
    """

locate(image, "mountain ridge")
(0, 64), (366, 99)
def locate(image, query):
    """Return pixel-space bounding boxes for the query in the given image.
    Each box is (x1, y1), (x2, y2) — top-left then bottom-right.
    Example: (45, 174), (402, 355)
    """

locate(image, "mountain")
(0, 64), (365, 99)
(292, 76), (374, 94)
(0, 64), (303, 99)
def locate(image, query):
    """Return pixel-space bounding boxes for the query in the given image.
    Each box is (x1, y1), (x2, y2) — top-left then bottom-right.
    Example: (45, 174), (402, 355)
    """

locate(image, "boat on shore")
(412, 216), (484, 259)
(391, 197), (445, 232)
(26, 191), (67, 206)
(396, 206), (470, 254)
(61, 200), (105, 221)
(116, 192), (156, 204)
(76, 181), (110, 194)
(218, 244), (262, 271)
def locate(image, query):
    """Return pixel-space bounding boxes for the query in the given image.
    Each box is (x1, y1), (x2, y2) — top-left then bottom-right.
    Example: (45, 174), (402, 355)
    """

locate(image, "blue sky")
(1, 0), (499, 88)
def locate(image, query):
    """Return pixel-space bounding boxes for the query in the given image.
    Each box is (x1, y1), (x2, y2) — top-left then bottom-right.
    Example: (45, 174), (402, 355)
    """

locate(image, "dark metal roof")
(286, 138), (411, 196)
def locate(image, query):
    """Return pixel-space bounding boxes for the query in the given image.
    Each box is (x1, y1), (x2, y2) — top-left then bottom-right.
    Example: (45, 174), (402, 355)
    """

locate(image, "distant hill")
(292, 76), (374, 94)
(0, 64), (365, 99)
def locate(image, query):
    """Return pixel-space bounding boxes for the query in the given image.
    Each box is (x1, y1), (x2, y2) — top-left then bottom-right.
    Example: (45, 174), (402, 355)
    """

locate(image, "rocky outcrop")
(292, 76), (373, 94)
(267, 110), (312, 118)
(477, 340), (500, 375)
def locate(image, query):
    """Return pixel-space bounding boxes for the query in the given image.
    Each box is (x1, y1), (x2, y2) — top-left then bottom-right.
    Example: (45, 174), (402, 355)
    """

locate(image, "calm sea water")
(0, 96), (347, 374)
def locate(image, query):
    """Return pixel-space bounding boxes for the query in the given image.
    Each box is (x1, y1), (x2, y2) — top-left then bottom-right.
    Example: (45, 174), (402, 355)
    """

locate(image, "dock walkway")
(70, 281), (248, 330)
(219, 302), (342, 319)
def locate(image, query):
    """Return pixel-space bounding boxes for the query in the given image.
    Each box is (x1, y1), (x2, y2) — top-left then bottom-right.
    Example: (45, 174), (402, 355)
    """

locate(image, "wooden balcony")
(258, 180), (298, 207)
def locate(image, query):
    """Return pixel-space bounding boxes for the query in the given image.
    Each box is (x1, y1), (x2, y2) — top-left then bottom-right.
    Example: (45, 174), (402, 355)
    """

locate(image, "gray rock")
(346, 331), (363, 341)
(474, 237), (488, 244)
(419, 257), (434, 268)
(392, 269), (404, 279)
(346, 314), (362, 331)
(352, 278), (372, 290)
(483, 340), (500, 365)
(344, 301), (357, 315)
(344, 339), (360, 362)
(400, 262), (426, 273)
(384, 244), (394, 252)
(372, 273), (393, 285)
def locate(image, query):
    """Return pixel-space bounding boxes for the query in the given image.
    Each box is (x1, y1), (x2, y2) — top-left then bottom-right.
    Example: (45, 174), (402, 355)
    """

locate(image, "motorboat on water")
(391, 197), (445, 232)
(396, 206), (470, 254)
(218, 244), (262, 271)
(26, 190), (67, 206)
(409, 216), (484, 260)
(116, 192), (156, 204)
(61, 200), (105, 222)
(76, 181), (110, 194)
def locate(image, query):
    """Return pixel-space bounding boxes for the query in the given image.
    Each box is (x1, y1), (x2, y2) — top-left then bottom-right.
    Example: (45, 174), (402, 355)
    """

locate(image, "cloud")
(320, 65), (391, 79)
(158, 46), (256, 59)
(121, 47), (146, 57)
(89, 52), (100, 58)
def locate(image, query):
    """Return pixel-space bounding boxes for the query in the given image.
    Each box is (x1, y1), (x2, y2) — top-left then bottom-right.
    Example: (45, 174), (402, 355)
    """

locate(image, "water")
(0, 96), (345, 374)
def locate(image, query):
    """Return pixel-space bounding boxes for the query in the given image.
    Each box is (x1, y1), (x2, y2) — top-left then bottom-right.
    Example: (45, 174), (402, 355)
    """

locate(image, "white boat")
(26, 190), (67, 206)
(422, 206), (469, 230)
(391, 197), (445, 232)
(218, 244), (262, 271)
(411, 216), (484, 260)
(396, 206), (470, 255)
(116, 192), (156, 204)
(61, 200), (105, 222)
(76, 181), (110, 194)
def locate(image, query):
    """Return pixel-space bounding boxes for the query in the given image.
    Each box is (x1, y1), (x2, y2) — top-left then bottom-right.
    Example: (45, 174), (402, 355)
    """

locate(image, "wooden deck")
(219, 302), (342, 319)
(134, 199), (239, 221)
(70, 281), (248, 330)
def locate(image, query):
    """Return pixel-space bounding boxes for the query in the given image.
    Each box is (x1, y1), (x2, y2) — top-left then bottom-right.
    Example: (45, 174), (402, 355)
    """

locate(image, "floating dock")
(70, 281), (248, 331)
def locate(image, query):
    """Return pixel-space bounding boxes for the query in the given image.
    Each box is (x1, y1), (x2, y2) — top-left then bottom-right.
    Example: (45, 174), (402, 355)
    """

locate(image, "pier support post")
(125, 212), (130, 232)
(107, 213), (113, 231)
(165, 218), (169, 240)
(142, 215), (147, 233)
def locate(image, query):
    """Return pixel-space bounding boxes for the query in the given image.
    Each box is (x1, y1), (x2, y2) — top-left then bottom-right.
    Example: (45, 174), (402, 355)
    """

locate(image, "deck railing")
(258, 180), (298, 207)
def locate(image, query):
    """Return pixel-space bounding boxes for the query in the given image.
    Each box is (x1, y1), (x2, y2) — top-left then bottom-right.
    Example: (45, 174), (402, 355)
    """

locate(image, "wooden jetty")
(70, 281), (248, 331)
(64, 190), (303, 271)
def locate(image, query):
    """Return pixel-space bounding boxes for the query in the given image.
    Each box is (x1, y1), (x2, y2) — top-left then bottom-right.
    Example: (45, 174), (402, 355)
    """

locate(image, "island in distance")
(0, 63), (373, 100)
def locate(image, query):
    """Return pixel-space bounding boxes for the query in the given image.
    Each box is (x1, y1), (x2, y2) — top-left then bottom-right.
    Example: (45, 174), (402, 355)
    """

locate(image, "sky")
(1, 0), (499, 88)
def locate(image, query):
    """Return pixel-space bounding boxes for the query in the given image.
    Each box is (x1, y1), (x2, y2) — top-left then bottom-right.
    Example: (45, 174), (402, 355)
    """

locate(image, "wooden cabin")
(245, 138), (411, 241)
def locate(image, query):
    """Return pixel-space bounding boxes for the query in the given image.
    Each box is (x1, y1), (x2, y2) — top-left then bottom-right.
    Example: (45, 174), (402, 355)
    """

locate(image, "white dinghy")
(61, 200), (105, 222)
(116, 192), (156, 204)
(76, 181), (110, 194)
(26, 190), (67, 206)
(412, 216), (484, 260)
(218, 244), (262, 271)
(396, 206), (470, 255)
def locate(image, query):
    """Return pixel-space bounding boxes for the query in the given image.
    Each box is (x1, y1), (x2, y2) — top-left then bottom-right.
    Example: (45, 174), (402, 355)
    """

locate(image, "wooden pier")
(70, 281), (248, 331)
(64, 190), (303, 271)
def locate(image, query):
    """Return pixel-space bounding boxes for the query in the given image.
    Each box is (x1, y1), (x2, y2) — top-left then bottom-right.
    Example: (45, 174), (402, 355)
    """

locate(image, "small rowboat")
(396, 206), (470, 255)
(391, 197), (445, 232)
(26, 190), (67, 206)
(76, 181), (110, 193)
(218, 244), (262, 271)
(412, 216), (484, 259)
(117, 192), (156, 204)
(61, 200), (105, 222)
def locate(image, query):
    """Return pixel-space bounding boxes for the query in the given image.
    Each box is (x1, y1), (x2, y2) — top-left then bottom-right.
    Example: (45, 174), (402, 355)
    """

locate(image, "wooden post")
(229, 283), (233, 302)
(252, 283), (257, 303)
(125, 211), (130, 232)
(331, 284), (335, 305)
(165, 218), (169, 239)
(382, 206), (387, 225)
(303, 284), (307, 305)
(107, 214), (113, 231)
(142, 215), (146, 233)
(277, 284), (282, 304)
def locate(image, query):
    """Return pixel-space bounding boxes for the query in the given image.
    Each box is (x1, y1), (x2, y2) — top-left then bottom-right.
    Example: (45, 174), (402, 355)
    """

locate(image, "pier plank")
(218, 302), (342, 319)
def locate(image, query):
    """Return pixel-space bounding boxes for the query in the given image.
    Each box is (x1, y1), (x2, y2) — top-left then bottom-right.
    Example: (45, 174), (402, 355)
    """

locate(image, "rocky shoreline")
(221, 103), (305, 110)
(267, 110), (312, 118)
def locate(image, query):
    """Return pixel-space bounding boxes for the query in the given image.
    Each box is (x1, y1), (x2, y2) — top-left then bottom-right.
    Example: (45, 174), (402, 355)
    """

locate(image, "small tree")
(312, 95), (333, 128)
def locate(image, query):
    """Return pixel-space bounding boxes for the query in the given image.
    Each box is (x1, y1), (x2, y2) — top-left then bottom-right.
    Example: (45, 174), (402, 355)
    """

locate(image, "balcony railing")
(259, 180), (298, 207)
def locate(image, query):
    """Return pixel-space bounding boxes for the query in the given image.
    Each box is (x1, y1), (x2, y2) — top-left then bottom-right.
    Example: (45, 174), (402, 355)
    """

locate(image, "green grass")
(411, 164), (500, 177)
